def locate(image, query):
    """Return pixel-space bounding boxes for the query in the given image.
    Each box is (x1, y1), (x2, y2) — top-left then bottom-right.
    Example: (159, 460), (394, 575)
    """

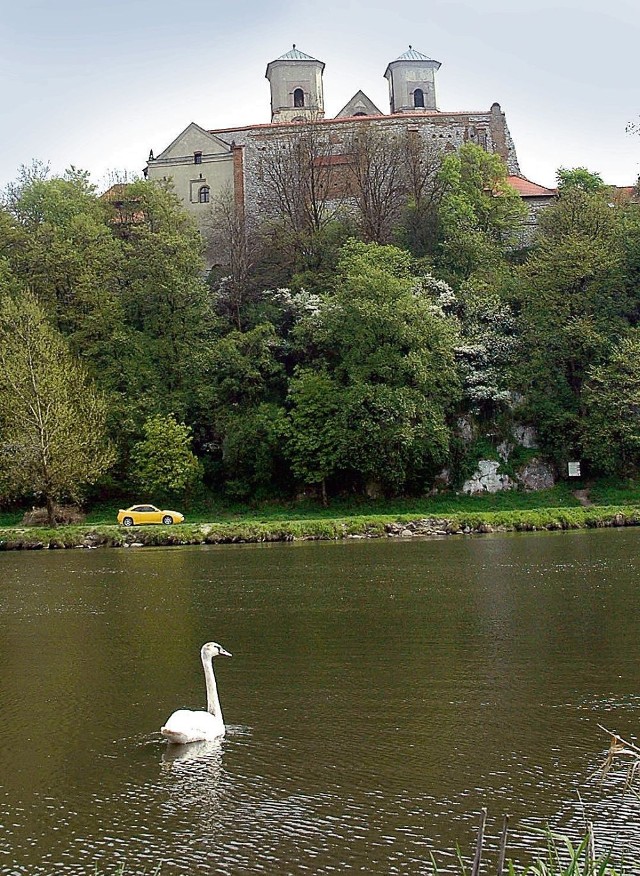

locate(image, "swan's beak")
(219, 647), (232, 657)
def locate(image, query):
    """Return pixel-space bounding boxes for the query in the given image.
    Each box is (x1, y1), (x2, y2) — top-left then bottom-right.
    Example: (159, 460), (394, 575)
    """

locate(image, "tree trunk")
(45, 494), (57, 528)
(321, 478), (328, 508)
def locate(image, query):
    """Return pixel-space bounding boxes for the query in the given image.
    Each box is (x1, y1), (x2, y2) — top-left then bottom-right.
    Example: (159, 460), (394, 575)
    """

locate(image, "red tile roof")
(507, 175), (556, 197)
(612, 185), (636, 199)
(101, 183), (133, 201)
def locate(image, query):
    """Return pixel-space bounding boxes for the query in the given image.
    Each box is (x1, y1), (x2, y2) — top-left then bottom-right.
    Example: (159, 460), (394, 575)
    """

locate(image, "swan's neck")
(202, 653), (223, 720)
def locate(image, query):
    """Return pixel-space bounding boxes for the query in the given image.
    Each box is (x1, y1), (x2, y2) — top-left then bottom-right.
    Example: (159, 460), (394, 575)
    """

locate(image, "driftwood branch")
(597, 724), (640, 756)
(593, 724), (640, 793)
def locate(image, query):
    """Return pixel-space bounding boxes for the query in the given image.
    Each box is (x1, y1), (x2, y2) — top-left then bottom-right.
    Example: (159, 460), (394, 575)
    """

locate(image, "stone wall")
(513, 196), (553, 247)
(216, 107), (521, 225)
(147, 106), (523, 266)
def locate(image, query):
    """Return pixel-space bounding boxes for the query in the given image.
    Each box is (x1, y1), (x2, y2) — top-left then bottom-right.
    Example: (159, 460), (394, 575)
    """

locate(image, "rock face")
(462, 455), (556, 494)
(457, 417), (474, 444)
(512, 425), (538, 449)
(517, 459), (555, 491)
(462, 460), (514, 494)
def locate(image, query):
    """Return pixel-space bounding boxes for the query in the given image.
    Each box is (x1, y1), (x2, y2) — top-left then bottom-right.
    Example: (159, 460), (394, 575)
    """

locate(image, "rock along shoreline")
(0, 506), (639, 550)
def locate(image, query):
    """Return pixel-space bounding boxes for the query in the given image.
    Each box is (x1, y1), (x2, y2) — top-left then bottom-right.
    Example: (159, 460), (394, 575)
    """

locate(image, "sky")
(1, 0), (638, 191)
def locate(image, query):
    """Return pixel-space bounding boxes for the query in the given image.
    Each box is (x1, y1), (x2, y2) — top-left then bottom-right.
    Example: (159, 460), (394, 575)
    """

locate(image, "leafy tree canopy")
(0, 290), (114, 524)
(286, 241), (461, 495)
(582, 330), (640, 475)
(556, 166), (605, 193)
(131, 414), (202, 502)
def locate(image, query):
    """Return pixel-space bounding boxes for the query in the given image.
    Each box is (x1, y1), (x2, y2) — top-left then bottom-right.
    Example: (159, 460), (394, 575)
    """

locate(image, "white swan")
(161, 641), (232, 744)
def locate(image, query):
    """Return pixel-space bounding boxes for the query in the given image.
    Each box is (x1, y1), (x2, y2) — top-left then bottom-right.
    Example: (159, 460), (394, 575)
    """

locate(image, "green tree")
(287, 241), (461, 497)
(130, 414), (202, 502)
(435, 143), (526, 282)
(515, 186), (633, 464)
(581, 331), (640, 475)
(110, 180), (215, 418)
(285, 369), (347, 504)
(3, 165), (122, 341)
(0, 291), (114, 525)
(556, 166), (605, 193)
(3, 170), (216, 445)
(220, 403), (290, 499)
(188, 323), (288, 494)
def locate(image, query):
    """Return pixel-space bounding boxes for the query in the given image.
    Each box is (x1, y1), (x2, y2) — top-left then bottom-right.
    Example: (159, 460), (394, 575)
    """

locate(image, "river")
(1, 528), (639, 874)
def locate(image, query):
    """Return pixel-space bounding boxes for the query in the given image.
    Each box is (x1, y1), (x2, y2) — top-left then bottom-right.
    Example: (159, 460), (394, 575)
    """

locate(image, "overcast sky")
(1, 0), (638, 191)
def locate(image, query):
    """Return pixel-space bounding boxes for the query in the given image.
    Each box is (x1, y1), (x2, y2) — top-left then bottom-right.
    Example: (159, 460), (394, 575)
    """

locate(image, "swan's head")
(201, 641), (232, 659)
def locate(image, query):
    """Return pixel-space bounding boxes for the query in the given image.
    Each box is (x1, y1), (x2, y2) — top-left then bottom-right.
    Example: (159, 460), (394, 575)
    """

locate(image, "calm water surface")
(1, 529), (640, 874)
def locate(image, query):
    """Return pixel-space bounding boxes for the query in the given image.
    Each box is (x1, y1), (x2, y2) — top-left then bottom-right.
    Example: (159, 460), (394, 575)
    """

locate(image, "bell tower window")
(413, 88), (425, 108)
(293, 88), (305, 108)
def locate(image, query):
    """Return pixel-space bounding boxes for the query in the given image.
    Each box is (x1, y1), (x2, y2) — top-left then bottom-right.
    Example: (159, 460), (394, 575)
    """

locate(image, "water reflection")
(162, 739), (224, 767)
(1, 531), (640, 873)
(160, 740), (226, 835)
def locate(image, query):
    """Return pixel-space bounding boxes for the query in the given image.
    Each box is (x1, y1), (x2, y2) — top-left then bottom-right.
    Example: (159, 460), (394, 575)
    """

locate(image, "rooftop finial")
(409, 45), (412, 50)
(293, 43), (296, 49)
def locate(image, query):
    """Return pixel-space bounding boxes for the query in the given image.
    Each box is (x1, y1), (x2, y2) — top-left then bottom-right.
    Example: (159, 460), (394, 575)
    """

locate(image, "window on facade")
(194, 152), (203, 164)
(413, 89), (425, 108)
(198, 186), (210, 203)
(293, 88), (305, 108)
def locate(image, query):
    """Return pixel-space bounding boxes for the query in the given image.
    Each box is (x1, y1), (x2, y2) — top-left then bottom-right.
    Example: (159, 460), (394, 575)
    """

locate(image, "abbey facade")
(145, 46), (554, 253)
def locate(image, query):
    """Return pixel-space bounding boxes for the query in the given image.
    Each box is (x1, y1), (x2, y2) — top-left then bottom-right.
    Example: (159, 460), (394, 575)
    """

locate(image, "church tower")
(384, 47), (441, 113)
(265, 45), (325, 123)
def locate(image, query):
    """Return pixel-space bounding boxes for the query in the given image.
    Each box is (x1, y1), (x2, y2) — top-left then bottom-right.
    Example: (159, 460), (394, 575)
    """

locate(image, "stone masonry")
(145, 46), (546, 262)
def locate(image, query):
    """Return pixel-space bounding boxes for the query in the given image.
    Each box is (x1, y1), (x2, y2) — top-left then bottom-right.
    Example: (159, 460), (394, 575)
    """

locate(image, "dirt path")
(573, 489), (593, 507)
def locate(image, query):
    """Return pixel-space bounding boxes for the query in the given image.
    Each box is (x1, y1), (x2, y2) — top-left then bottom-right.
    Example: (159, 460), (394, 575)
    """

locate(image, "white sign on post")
(568, 461), (581, 477)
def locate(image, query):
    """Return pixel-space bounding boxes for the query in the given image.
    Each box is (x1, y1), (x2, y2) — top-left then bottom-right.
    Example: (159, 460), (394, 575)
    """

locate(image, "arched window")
(194, 151), (203, 164)
(293, 88), (305, 108)
(413, 88), (425, 108)
(198, 186), (210, 203)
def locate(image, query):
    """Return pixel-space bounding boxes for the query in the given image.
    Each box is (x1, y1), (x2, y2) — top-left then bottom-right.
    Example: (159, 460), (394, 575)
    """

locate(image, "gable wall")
(147, 127), (235, 235)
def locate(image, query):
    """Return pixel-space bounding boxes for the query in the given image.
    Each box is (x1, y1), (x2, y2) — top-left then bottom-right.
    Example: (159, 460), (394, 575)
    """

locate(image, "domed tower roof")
(272, 45), (323, 64)
(384, 46), (441, 114)
(265, 44), (326, 78)
(390, 46), (441, 65)
(265, 45), (326, 122)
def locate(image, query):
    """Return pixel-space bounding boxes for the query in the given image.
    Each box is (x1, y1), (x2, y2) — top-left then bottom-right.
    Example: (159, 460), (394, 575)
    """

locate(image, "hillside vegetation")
(0, 152), (639, 523)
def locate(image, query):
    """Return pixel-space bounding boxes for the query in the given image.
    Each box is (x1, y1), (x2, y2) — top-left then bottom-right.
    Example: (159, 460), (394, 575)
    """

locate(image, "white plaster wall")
(267, 61), (324, 121)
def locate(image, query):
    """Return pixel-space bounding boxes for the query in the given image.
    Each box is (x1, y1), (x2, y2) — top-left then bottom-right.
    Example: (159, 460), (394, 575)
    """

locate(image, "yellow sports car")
(117, 505), (185, 526)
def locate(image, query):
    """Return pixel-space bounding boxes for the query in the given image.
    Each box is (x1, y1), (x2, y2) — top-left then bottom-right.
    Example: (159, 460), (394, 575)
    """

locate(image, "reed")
(430, 810), (624, 876)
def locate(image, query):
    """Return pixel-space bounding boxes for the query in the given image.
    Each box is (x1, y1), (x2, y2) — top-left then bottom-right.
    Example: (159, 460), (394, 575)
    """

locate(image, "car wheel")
(162, 515), (173, 525)
(123, 517), (134, 527)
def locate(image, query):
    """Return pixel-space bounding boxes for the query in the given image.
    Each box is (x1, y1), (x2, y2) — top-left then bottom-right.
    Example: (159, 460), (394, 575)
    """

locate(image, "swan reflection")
(162, 739), (224, 766)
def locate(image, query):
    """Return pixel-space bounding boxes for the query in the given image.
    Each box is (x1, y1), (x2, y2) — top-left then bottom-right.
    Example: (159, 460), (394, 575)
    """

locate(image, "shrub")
(22, 504), (86, 526)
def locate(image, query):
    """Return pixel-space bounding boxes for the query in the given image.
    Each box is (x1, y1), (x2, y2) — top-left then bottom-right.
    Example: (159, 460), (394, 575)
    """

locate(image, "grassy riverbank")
(1, 483), (639, 550)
